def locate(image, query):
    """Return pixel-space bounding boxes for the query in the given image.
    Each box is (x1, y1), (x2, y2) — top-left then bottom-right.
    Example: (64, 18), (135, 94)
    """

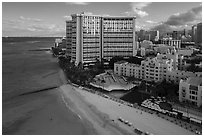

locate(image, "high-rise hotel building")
(66, 12), (136, 66)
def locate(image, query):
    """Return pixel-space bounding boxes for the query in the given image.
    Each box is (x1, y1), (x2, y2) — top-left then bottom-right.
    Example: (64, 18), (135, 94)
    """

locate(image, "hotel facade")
(114, 51), (202, 84)
(66, 12), (136, 66)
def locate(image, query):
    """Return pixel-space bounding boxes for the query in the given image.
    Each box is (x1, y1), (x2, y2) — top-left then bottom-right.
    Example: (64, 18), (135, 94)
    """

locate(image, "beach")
(60, 84), (195, 135)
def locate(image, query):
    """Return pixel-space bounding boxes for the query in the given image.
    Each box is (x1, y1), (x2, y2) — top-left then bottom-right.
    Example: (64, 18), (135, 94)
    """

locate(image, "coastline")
(59, 82), (195, 135)
(59, 84), (132, 135)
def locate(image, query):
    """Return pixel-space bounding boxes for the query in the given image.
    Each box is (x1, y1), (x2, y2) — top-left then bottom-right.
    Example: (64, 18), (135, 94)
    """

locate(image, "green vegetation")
(52, 47), (61, 56)
(109, 56), (144, 69)
(186, 63), (202, 72)
(58, 56), (104, 86)
(151, 80), (179, 102)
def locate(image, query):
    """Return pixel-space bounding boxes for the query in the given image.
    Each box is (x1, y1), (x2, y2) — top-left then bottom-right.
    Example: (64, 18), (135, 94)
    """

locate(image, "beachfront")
(60, 84), (195, 135)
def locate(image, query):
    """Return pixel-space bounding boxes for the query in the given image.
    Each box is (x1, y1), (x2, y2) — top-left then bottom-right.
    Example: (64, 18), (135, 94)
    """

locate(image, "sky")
(2, 2), (202, 37)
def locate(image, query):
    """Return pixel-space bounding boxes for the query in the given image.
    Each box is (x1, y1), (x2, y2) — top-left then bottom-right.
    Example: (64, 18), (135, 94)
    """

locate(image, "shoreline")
(59, 84), (132, 135)
(59, 83), (195, 135)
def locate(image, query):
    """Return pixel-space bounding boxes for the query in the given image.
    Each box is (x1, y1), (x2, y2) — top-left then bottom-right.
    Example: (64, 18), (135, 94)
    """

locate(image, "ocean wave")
(26, 41), (41, 44)
(61, 94), (82, 120)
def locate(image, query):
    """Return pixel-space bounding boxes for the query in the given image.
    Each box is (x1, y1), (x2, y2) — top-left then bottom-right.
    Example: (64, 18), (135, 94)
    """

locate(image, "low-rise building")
(179, 77), (202, 107)
(114, 55), (202, 84)
(161, 39), (181, 49)
(166, 70), (202, 84)
(141, 55), (173, 82)
(178, 48), (194, 56)
(114, 61), (141, 79)
(54, 37), (66, 49)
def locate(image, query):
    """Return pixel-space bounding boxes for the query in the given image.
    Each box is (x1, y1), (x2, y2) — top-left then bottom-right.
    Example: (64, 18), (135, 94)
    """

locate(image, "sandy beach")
(60, 84), (195, 135)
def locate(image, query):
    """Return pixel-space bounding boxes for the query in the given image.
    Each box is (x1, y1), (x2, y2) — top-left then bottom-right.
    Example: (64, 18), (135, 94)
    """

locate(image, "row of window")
(103, 41), (133, 43)
(190, 95), (198, 100)
(190, 90), (198, 95)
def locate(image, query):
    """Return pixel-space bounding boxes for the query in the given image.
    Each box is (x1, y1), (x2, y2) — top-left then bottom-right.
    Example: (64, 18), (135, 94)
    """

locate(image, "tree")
(109, 56), (124, 69)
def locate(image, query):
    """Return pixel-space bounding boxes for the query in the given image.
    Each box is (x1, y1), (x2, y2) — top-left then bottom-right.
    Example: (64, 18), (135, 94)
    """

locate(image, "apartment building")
(179, 77), (202, 107)
(66, 20), (73, 58)
(114, 61), (141, 79)
(102, 16), (136, 60)
(140, 56), (174, 82)
(114, 54), (174, 82)
(114, 53), (201, 84)
(66, 12), (136, 66)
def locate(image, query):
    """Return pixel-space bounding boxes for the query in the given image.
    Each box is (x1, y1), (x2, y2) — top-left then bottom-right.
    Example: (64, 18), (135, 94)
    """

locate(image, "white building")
(66, 12), (136, 66)
(178, 48), (194, 56)
(161, 39), (181, 49)
(114, 61), (141, 79)
(140, 40), (153, 49)
(140, 55), (173, 82)
(141, 47), (146, 57)
(114, 54), (174, 83)
(179, 77), (202, 107)
(153, 44), (174, 54)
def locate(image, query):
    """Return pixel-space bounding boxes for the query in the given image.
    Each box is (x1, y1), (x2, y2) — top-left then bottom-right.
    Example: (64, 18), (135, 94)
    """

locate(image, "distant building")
(172, 31), (180, 40)
(144, 33), (151, 41)
(197, 23), (202, 45)
(166, 70), (201, 84)
(138, 29), (146, 41)
(150, 30), (159, 41)
(141, 47), (146, 57)
(153, 44), (174, 54)
(179, 77), (202, 107)
(54, 37), (66, 49)
(177, 48), (194, 56)
(191, 25), (197, 43)
(161, 39), (181, 49)
(66, 12), (136, 66)
(140, 40), (153, 49)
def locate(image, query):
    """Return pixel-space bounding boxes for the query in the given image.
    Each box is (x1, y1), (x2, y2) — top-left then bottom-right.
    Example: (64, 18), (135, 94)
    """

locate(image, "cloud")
(125, 2), (151, 18)
(151, 5), (202, 35)
(146, 20), (157, 24)
(165, 5), (202, 26)
(19, 16), (42, 22)
(3, 17), (65, 37)
(151, 23), (173, 34)
(66, 2), (89, 5)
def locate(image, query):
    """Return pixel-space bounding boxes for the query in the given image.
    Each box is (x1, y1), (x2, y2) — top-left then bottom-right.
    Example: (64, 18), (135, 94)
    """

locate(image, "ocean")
(2, 37), (91, 134)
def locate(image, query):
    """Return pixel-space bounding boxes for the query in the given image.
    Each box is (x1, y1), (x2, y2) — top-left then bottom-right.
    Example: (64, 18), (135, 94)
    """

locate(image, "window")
(190, 90), (197, 95)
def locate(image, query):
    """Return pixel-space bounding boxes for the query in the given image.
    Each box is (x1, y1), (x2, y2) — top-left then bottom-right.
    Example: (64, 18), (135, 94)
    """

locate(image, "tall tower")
(191, 25), (197, 42)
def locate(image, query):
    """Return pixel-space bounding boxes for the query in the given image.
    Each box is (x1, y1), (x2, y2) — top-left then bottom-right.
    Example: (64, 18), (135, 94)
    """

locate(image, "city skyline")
(2, 2), (202, 37)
